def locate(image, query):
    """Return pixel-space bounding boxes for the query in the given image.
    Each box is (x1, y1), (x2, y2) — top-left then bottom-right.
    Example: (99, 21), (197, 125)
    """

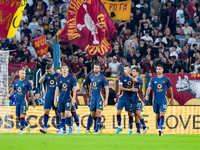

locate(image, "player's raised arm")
(29, 90), (36, 108)
(39, 72), (47, 84)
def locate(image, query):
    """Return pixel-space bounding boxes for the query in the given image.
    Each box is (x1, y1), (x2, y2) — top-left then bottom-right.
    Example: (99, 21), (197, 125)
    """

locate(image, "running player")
(54, 64), (77, 135)
(125, 67), (148, 134)
(145, 64), (174, 136)
(39, 64), (60, 134)
(86, 62), (109, 134)
(7, 69), (36, 134)
(115, 65), (138, 134)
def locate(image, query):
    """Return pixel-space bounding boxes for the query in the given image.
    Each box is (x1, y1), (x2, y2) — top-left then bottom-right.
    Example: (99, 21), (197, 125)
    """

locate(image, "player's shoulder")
(14, 79), (19, 84)
(68, 73), (76, 80)
(55, 72), (61, 77)
(119, 75), (125, 80)
(163, 75), (170, 81)
(99, 74), (107, 80)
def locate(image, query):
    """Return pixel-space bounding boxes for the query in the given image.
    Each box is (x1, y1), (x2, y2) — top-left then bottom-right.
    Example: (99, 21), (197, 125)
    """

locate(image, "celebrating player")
(39, 64), (61, 134)
(126, 67), (148, 134)
(86, 62), (109, 134)
(54, 64), (77, 135)
(7, 69), (36, 134)
(145, 64), (174, 136)
(115, 65), (138, 134)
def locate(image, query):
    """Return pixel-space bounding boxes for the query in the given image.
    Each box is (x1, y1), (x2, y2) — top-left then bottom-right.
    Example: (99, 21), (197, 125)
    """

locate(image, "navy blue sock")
(136, 123), (140, 132)
(59, 114), (62, 128)
(129, 116), (133, 130)
(86, 114), (93, 130)
(24, 120), (28, 126)
(156, 117), (160, 127)
(72, 112), (79, 127)
(43, 114), (49, 128)
(117, 115), (121, 127)
(140, 118), (146, 129)
(95, 117), (101, 132)
(93, 117), (97, 131)
(61, 119), (66, 131)
(66, 117), (72, 126)
(159, 116), (165, 130)
(56, 116), (60, 129)
(20, 118), (25, 131)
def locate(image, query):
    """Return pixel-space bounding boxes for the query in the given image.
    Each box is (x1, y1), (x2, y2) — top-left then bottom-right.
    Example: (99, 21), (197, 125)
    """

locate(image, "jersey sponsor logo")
(62, 83), (67, 91)
(18, 87), (22, 92)
(127, 81), (132, 85)
(92, 82), (97, 89)
(157, 84), (163, 92)
(50, 80), (54, 85)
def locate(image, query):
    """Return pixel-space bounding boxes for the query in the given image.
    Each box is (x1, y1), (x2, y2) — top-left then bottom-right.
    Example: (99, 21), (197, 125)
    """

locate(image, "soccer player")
(39, 64), (61, 134)
(7, 69), (36, 134)
(125, 67), (148, 134)
(54, 64), (77, 135)
(145, 64), (174, 136)
(86, 62), (109, 134)
(115, 65), (138, 134)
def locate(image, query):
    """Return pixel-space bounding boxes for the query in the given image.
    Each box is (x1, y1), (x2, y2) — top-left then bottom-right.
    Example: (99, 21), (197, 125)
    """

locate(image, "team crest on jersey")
(50, 80), (54, 85)
(22, 84), (25, 86)
(163, 81), (165, 83)
(67, 80), (70, 82)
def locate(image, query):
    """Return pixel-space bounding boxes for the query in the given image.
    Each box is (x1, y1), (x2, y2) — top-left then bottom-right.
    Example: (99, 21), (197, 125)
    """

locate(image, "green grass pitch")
(0, 134), (200, 150)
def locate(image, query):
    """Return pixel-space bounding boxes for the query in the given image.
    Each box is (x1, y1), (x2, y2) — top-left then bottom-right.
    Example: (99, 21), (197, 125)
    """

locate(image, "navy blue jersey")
(132, 78), (145, 102)
(44, 73), (60, 100)
(13, 79), (32, 103)
(56, 73), (77, 102)
(148, 76), (172, 103)
(90, 73), (108, 99)
(118, 75), (133, 99)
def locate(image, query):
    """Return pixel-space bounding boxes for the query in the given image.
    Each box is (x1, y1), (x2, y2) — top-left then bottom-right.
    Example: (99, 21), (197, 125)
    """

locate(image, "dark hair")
(177, 3), (182, 9)
(61, 64), (69, 69)
(157, 64), (164, 69)
(56, 67), (61, 70)
(93, 62), (101, 67)
(193, 43), (197, 47)
(132, 67), (140, 73)
(46, 64), (53, 70)
(124, 64), (131, 68)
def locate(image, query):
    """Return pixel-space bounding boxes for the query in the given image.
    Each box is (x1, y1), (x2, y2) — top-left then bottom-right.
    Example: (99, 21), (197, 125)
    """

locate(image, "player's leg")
(158, 102), (167, 136)
(135, 102), (148, 134)
(134, 115), (141, 134)
(94, 99), (103, 134)
(16, 104), (22, 134)
(54, 109), (60, 133)
(86, 99), (96, 133)
(39, 109), (50, 133)
(17, 102), (28, 134)
(128, 111), (133, 134)
(115, 99), (124, 134)
(71, 110), (80, 134)
(153, 102), (160, 131)
(59, 101), (67, 135)
(65, 101), (73, 134)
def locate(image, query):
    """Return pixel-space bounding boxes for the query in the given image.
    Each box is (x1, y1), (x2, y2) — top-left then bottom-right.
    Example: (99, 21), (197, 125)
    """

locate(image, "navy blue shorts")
(90, 97), (103, 111)
(71, 102), (78, 111)
(117, 97), (132, 112)
(44, 98), (57, 110)
(153, 102), (168, 114)
(132, 101), (144, 114)
(16, 101), (28, 116)
(59, 99), (72, 113)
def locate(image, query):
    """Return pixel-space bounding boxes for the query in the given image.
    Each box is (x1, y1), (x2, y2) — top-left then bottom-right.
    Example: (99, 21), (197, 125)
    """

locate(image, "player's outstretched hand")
(145, 96), (149, 101)
(54, 101), (58, 107)
(104, 100), (108, 107)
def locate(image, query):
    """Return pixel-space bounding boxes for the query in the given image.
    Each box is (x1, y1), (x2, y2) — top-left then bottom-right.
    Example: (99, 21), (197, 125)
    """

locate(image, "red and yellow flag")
(59, 0), (116, 57)
(0, 0), (26, 38)
(31, 35), (48, 57)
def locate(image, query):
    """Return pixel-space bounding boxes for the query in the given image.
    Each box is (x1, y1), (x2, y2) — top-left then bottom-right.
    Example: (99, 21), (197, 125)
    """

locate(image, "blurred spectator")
(124, 32), (138, 58)
(21, 22), (32, 41)
(21, 10), (28, 23)
(107, 80), (116, 105)
(33, 19), (45, 36)
(182, 21), (194, 38)
(190, 44), (200, 64)
(194, 21), (200, 35)
(28, 16), (39, 34)
(171, 56), (181, 73)
(185, 0), (197, 25)
(29, 80), (40, 105)
(176, 29), (187, 48)
(150, 0), (161, 16)
(160, 4), (170, 32)
(108, 56), (120, 78)
(118, 58), (130, 76)
(71, 55), (83, 79)
(176, 3), (185, 28)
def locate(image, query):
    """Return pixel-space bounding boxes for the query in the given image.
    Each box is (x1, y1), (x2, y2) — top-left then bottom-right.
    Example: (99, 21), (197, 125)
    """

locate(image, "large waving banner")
(152, 73), (200, 105)
(101, 0), (131, 21)
(0, 0), (27, 38)
(31, 35), (48, 57)
(59, 0), (116, 57)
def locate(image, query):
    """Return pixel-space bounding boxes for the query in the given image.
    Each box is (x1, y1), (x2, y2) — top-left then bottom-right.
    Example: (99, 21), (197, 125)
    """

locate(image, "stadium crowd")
(1, 0), (200, 79)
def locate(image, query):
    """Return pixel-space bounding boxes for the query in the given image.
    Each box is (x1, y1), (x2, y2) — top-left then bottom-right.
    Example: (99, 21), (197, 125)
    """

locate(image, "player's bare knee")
(16, 116), (20, 120)
(117, 110), (121, 115)
(65, 111), (70, 117)
(20, 114), (25, 118)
